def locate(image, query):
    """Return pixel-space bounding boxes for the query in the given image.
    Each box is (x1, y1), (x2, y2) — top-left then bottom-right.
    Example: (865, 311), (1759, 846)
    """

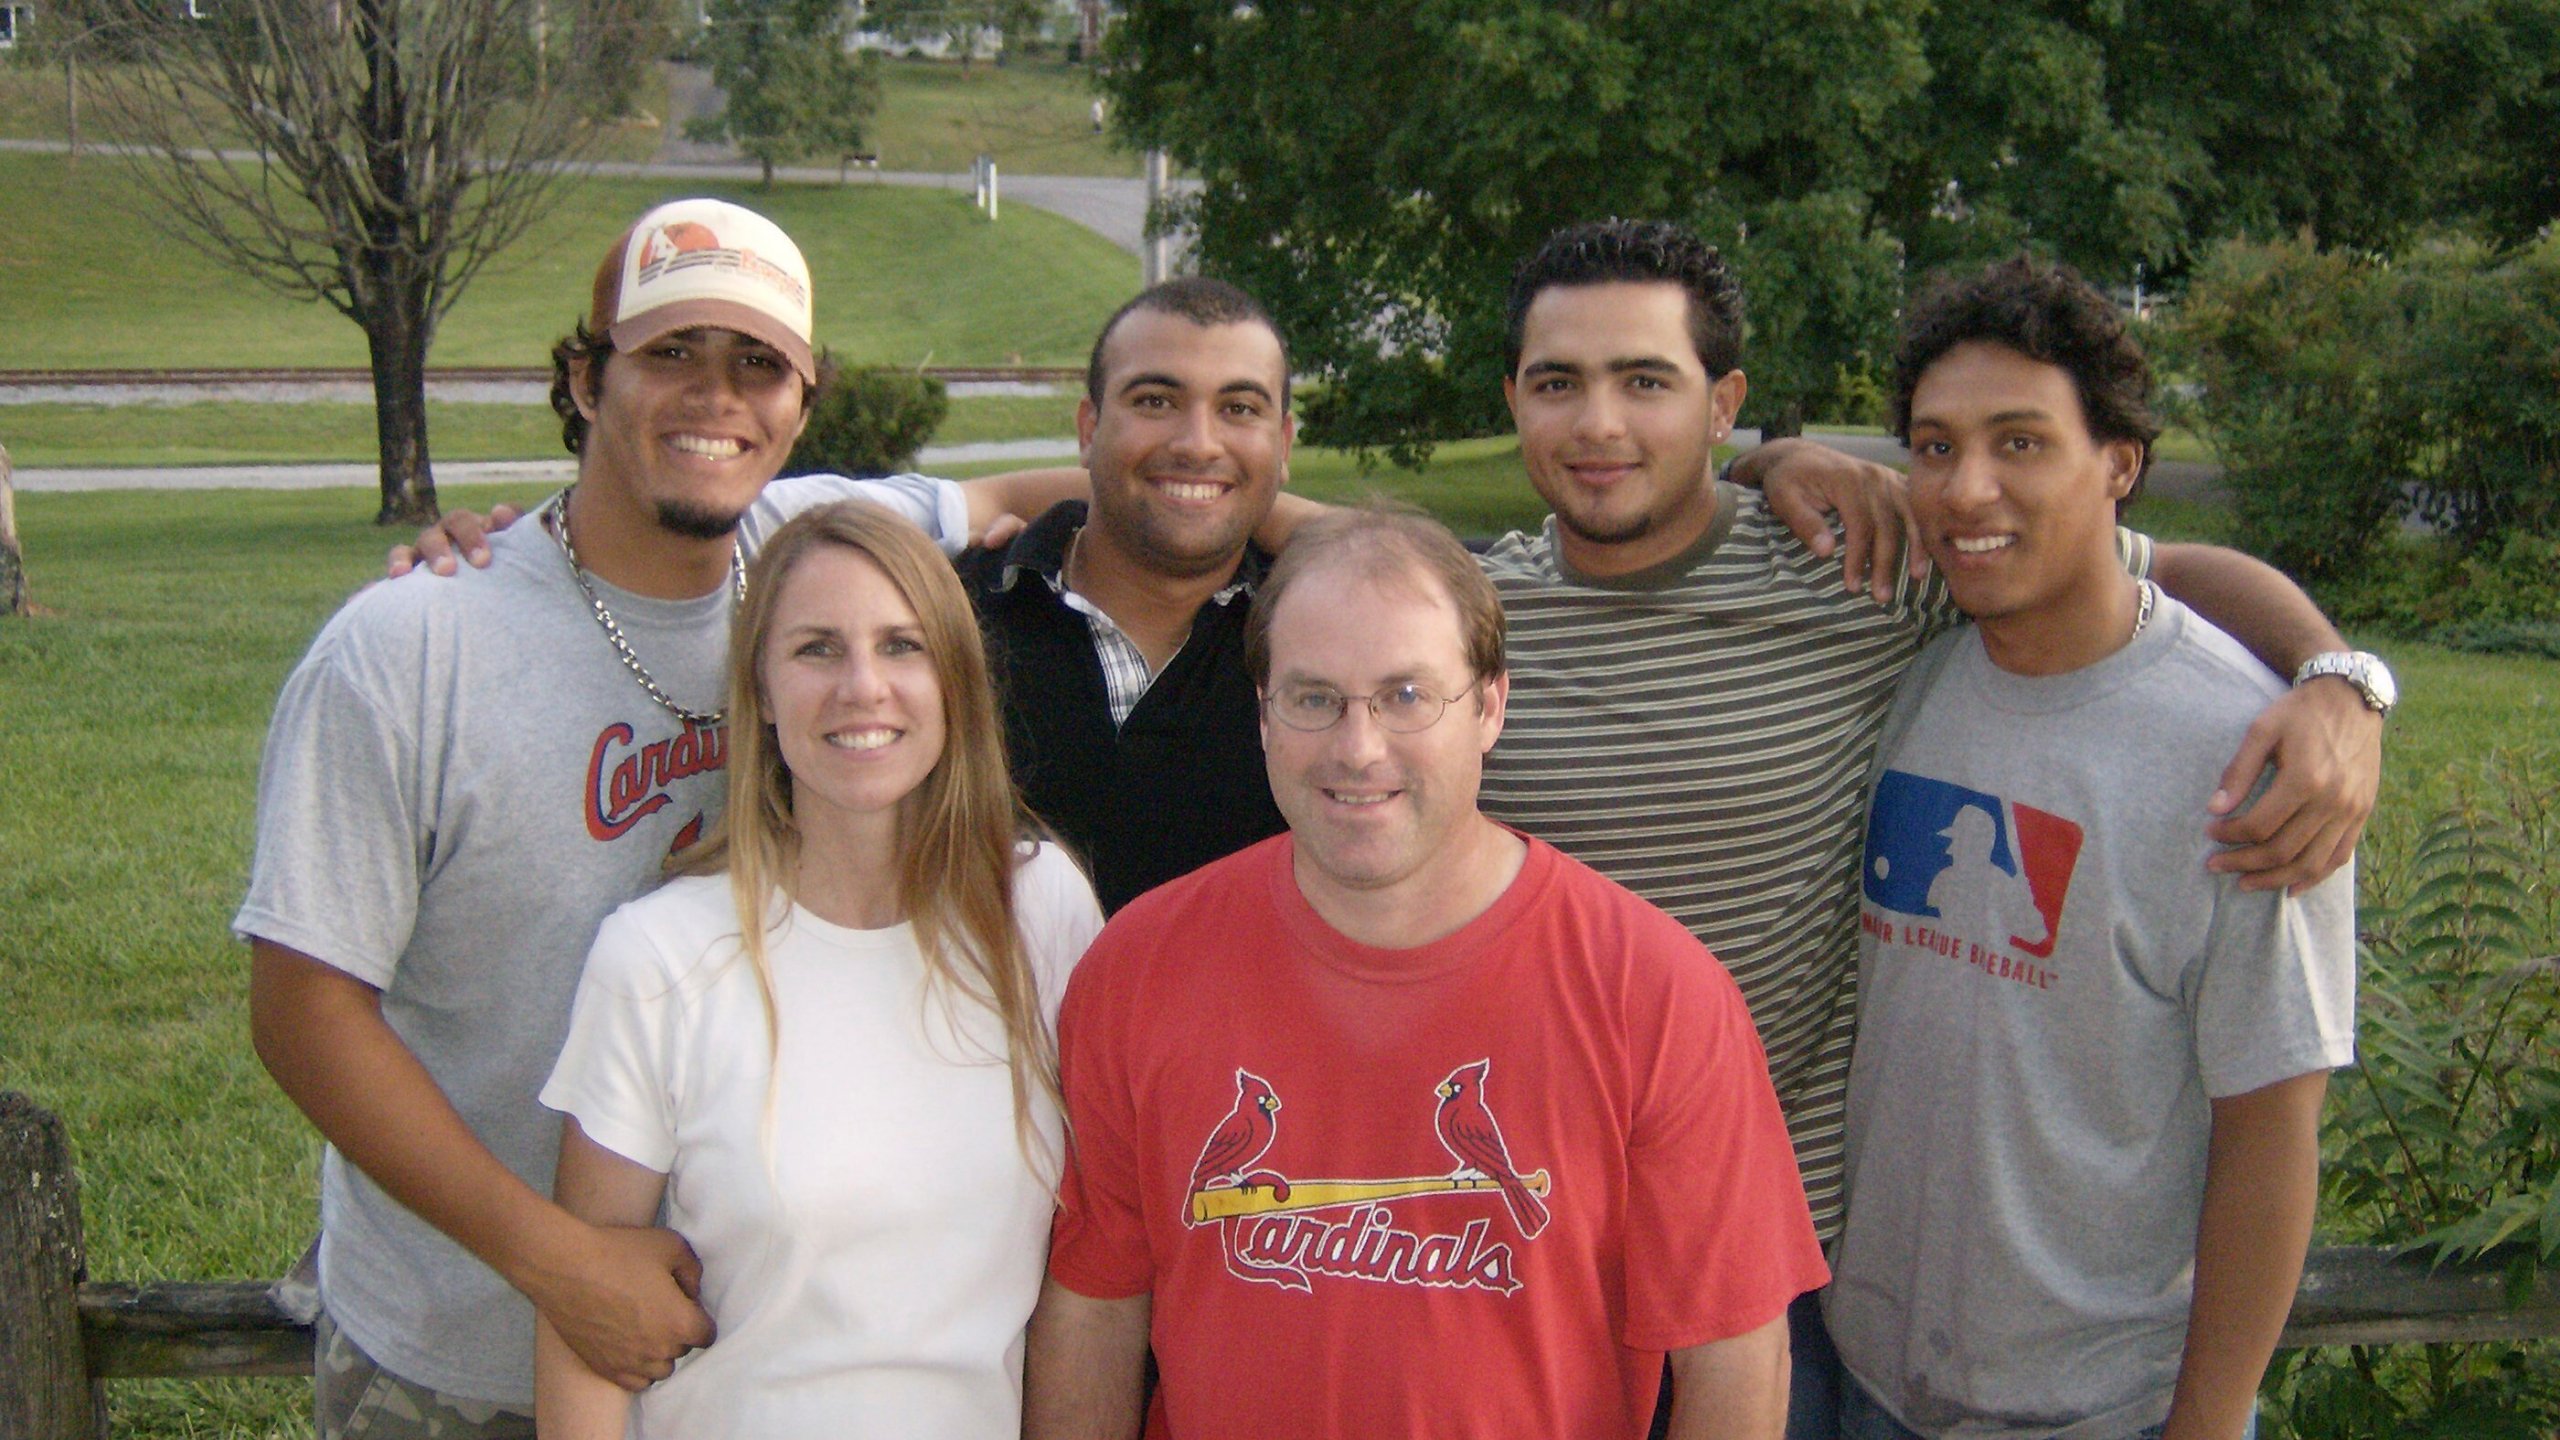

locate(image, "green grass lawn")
(0, 150), (1136, 371)
(1, 55), (1129, 175)
(5, 479), (2547, 1437)
(865, 56), (1134, 177)
(0, 401), (573, 468)
(0, 392), (1088, 469)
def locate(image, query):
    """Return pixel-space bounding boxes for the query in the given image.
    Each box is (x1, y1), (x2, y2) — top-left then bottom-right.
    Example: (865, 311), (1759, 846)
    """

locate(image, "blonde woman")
(534, 502), (1103, 1438)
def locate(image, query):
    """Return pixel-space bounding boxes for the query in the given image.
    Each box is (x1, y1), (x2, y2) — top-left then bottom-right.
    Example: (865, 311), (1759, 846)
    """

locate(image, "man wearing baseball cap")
(238, 197), (818, 1438)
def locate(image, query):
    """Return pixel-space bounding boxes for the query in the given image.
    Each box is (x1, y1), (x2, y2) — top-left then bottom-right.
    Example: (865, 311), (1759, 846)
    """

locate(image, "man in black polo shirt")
(956, 279), (1293, 911)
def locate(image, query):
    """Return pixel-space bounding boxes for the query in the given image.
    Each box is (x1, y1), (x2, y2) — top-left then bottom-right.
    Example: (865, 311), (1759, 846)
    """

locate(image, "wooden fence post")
(0, 441), (27, 616)
(1, 1092), (105, 1440)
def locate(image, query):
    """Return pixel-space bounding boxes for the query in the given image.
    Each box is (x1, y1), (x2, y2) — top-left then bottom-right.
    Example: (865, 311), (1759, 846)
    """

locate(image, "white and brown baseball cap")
(588, 198), (817, 383)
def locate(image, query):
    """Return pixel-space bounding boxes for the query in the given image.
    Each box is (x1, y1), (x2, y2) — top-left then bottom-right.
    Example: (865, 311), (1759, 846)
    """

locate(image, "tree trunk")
(366, 307), (439, 525)
(0, 443), (24, 616)
(1761, 398), (1807, 441)
(356, 0), (438, 526)
(761, 154), (775, 187)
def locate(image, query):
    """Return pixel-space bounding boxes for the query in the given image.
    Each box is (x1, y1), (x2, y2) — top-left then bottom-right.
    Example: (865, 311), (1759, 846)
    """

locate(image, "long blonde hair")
(677, 500), (1060, 1167)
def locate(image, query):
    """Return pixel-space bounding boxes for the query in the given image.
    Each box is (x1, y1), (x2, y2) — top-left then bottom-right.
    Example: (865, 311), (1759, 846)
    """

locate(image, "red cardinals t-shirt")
(1049, 833), (1827, 1437)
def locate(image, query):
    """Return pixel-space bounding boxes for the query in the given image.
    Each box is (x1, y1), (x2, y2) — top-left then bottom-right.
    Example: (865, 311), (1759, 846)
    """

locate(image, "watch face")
(2360, 656), (2398, 711)
(2300, 652), (2396, 713)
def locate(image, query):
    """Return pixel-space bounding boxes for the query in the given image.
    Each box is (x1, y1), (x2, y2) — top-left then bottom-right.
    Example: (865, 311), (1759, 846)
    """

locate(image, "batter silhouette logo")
(1862, 770), (2083, 988)
(1182, 1062), (1552, 1296)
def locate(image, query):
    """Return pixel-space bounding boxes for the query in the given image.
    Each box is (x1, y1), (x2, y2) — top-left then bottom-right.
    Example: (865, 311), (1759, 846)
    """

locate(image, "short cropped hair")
(548, 318), (832, 457)
(1084, 276), (1292, 413)
(1892, 256), (2161, 496)
(1245, 502), (1506, 689)
(1505, 219), (1746, 378)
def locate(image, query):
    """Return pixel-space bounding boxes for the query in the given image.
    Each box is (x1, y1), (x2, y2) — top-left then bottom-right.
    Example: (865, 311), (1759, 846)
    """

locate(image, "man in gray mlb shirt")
(237, 197), (821, 1437)
(1826, 256), (2359, 1440)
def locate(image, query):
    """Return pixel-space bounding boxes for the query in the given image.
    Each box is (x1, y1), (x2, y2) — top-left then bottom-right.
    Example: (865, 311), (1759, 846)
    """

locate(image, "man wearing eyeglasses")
(1025, 505), (1825, 1440)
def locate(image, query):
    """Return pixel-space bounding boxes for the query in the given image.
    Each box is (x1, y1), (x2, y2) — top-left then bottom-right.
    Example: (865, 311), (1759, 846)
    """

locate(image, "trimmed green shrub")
(2399, 237), (2560, 551)
(2162, 239), (2410, 580)
(2170, 233), (2560, 585)
(786, 366), (951, 477)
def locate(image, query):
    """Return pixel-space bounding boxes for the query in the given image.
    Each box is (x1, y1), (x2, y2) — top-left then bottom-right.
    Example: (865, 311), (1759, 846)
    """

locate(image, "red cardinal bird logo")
(1434, 1060), (1550, 1239)
(1187, 1068), (1289, 1212)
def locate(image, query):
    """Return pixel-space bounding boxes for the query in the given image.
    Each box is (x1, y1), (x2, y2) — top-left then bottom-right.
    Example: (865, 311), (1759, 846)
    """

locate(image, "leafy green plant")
(786, 366), (951, 477)
(2266, 750), (2560, 1437)
(2171, 232), (2560, 588)
(2162, 238), (2410, 580)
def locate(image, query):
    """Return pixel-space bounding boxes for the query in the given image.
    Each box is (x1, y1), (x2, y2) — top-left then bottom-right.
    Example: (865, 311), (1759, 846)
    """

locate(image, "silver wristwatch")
(2292, 651), (2398, 717)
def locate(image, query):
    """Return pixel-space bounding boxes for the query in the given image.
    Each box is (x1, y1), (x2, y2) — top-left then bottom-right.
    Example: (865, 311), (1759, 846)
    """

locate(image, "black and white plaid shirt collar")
(1048, 542), (1253, 727)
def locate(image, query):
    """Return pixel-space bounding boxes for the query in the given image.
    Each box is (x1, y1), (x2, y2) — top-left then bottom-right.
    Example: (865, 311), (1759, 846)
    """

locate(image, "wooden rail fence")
(8, 1089), (2560, 1436)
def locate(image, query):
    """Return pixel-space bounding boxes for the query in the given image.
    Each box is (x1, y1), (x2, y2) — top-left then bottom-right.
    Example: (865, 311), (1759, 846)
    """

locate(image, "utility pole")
(1142, 148), (1170, 286)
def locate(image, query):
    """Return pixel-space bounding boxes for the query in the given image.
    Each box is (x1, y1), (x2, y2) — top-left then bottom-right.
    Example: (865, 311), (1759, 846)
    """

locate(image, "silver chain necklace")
(2131, 578), (2156, 640)
(545, 484), (742, 728)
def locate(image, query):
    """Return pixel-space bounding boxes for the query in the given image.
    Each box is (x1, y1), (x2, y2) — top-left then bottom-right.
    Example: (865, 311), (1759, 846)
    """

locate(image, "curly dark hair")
(548, 320), (833, 456)
(1892, 256), (2160, 499)
(1083, 276), (1292, 413)
(1504, 219), (1745, 378)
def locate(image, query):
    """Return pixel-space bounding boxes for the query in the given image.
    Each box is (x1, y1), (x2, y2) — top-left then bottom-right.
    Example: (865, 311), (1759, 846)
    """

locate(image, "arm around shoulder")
(2149, 542), (2382, 895)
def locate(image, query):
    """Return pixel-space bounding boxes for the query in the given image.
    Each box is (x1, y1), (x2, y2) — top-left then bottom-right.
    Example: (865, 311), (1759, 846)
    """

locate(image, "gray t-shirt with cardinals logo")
(236, 499), (736, 1406)
(235, 478), (959, 1404)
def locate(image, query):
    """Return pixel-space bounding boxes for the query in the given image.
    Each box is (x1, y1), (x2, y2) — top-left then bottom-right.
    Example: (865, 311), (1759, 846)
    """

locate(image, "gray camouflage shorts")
(313, 1311), (535, 1440)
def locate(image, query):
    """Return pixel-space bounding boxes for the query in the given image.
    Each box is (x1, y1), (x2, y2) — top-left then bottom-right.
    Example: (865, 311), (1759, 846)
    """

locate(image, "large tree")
(91, 0), (635, 522)
(1874, 0), (2560, 283)
(1100, 0), (1928, 454)
(687, 0), (882, 185)
(1103, 0), (2560, 455)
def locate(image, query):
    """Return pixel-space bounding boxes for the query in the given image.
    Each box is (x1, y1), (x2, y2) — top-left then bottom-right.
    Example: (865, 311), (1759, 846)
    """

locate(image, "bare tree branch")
(85, 0), (636, 521)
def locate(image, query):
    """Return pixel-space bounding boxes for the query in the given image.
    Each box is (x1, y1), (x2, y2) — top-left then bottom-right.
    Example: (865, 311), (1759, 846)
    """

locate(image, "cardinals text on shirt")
(1181, 1062), (1553, 1297)
(587, 718), (725, 843)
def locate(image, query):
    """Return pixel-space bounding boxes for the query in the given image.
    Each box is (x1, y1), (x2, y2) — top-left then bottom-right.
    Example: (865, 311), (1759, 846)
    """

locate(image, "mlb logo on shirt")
(1863, 771), (2082, 960)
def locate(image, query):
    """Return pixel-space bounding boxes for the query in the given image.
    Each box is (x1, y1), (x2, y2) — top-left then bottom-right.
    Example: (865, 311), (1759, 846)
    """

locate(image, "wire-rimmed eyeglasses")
(1261, 680), (1479, 734)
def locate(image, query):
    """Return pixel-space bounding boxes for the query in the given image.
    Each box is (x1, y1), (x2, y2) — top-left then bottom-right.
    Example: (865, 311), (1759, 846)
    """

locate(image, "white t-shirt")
(541, 843), (1104, 1439)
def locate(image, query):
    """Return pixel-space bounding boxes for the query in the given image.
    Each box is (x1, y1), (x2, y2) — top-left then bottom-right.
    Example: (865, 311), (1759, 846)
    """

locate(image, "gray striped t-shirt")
(1476, 482), (2151, 1239)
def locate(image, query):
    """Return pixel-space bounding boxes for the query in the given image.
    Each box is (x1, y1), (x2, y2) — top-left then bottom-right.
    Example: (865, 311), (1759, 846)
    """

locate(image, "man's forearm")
(1664, 1313), (1790, 1440)
(2151, 543), (2344, 675)
(960, 467), (1092, 535)
(2162, 1073), (2328, 1440)
(248, 941), (584, 1293)
(1022, 1278), (1151, 1440)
